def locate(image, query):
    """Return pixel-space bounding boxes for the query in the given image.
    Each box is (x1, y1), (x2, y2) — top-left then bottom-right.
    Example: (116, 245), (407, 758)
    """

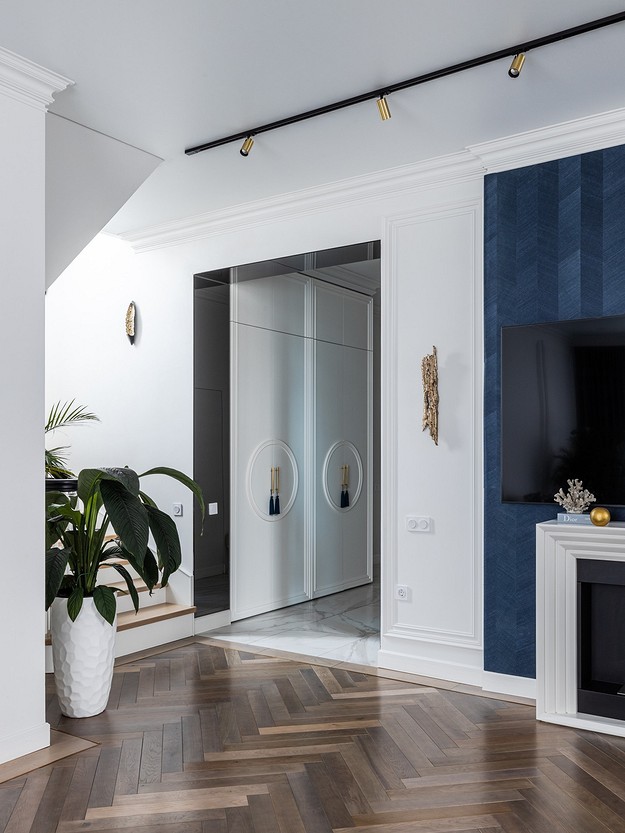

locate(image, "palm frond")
(45, 400), (100, 434)
(45, 446), (74, 478)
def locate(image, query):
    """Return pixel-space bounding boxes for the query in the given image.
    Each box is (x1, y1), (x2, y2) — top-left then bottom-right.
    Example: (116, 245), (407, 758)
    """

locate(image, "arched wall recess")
(322, 440), (363, 512)
(247, 439), (299, 521)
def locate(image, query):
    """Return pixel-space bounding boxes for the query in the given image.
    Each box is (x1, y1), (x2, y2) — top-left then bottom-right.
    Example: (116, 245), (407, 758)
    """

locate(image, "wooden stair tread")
(45, 603), (195, 644)
(117, 603), (195, 630)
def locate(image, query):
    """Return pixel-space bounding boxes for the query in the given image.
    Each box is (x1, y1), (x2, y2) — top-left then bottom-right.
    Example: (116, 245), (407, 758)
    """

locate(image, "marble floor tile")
(200, 580), (381, 667)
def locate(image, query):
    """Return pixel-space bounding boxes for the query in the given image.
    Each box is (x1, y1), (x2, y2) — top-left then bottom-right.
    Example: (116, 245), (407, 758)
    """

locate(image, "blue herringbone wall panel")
(484, 145), (625, 678)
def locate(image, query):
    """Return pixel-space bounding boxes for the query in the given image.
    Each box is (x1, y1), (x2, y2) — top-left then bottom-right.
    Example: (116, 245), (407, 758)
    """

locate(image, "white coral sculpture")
(554, 478), (596, 513)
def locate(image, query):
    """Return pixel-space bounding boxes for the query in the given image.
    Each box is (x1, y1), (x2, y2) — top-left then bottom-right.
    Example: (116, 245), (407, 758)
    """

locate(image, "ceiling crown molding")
(469, 106), (625, 173)
(118, 151), (484, 252)
(0, 47), (73, 110)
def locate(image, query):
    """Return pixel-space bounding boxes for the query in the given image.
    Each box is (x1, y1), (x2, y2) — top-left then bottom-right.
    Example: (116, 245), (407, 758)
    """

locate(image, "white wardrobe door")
(314, 339), (371, 596)
(232, 323), (307, 619)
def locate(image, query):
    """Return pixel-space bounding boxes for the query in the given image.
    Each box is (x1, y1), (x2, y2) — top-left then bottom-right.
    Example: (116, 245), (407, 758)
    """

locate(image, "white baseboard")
(194, 609), (231, 633)
(0, 722), (50, 766)
(377, 648), (484, 687)
(482, 671), (536, 700)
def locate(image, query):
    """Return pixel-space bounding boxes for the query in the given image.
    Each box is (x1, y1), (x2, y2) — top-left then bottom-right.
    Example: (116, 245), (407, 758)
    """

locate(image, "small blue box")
(557, 513), (593, 525)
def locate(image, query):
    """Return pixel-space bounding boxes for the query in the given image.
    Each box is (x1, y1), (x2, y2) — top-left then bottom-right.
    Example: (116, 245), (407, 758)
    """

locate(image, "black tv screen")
(501, 313), (625, 506)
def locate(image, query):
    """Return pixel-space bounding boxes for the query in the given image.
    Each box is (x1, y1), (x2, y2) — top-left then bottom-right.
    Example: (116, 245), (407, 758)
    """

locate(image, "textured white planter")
(50, 597), (116, 718)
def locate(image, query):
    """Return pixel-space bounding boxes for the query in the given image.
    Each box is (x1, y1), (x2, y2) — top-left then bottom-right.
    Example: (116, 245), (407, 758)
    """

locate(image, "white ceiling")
(3, 1), (625, 234)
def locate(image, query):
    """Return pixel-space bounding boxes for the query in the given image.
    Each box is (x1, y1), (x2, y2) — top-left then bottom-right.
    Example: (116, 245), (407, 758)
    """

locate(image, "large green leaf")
(139, 467), (205, 521)
(78, 467), (140, 504)
(119, 545), (159, 591)
(93, 585), (117, 625)
(101, 467), (140, 496)
(108, 562), (140, 612)
(67, 586), (84, 621)
(45, 548), (70, 610)
(77, 468), (104, 504)
(146, 505), (181, 587)
(100, 479), (149, 561)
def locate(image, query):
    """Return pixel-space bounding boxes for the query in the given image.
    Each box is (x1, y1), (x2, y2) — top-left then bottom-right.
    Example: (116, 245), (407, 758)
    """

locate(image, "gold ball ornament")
(590, 507), (611, 527)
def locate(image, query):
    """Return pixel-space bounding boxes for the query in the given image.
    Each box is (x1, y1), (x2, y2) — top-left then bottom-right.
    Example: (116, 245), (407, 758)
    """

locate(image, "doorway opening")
(193, 241), (381, 664)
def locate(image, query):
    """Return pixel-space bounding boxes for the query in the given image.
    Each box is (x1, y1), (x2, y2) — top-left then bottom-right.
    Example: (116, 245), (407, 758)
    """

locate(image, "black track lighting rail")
(185, 11), (625, 156)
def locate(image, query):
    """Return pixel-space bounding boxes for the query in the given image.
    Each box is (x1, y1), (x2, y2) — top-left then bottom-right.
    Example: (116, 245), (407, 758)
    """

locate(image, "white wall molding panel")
(0, 46), (72, 110)
(378, 198), (484, 687)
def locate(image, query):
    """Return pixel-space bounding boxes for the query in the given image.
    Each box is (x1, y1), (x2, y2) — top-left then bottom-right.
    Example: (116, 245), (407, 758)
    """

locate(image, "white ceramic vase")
(50, 597), (116, 718)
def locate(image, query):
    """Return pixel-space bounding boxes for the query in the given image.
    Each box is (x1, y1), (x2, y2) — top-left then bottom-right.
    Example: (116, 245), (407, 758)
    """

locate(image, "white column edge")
(0, 47), (73, 110)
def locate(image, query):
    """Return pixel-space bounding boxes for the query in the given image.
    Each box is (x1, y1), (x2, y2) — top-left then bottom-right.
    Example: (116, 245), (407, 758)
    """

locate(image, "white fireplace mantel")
(537, 520), (625, 737)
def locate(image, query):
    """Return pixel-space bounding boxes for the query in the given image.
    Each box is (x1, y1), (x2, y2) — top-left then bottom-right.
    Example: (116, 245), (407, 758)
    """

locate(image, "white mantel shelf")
(536, 520), (625, 738)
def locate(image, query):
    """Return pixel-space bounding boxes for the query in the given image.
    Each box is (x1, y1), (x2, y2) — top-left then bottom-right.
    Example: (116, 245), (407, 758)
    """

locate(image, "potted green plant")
(46, 465), (204, 718)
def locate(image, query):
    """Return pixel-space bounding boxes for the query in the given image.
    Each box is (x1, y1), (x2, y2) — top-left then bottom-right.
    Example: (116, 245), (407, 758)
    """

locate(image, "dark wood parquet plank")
(286, 770), (333, 833)
(320, 750), (372, 815)
(182, 714), (204, 764)
(4, 769), (50, 833)
(29, 764), (76, 833)
(86, 745), (122, 809)
(138, 729), (163, 786)
(7, 639), (625, 833)
(267, 781), (307, 833)
(113, 737), (142, 796)
(303, 760), (355, 829)
(58, 755), (99, 822)
(162, 720), (183, 774)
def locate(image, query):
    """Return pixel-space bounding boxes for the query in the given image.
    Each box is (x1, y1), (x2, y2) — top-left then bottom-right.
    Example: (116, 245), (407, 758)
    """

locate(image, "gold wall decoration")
(125, 301), (136, 345)
(421, 346), (439, 445)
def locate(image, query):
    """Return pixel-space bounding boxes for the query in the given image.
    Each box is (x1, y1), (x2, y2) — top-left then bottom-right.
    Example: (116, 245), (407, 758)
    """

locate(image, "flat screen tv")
(501, 313), (625, 506)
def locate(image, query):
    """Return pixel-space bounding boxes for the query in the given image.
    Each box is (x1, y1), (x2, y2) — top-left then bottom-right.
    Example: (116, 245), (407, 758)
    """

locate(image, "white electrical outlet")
(172, 503), (183, 517)
(406, 515), (432, 532)
(208, 502), (218, 516)
(395, 584), (409, 600)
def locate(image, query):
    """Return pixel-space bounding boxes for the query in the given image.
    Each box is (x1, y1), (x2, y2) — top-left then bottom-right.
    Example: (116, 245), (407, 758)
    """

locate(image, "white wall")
(0, 50), (71, 765)
(45, 233), (196, 604)
(46, 114), (161, 288)
(47, 164), (485, 685)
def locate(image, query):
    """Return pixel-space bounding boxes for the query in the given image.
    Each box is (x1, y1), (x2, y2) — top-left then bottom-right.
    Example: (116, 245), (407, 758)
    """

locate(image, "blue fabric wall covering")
(484, 145), (625, 679)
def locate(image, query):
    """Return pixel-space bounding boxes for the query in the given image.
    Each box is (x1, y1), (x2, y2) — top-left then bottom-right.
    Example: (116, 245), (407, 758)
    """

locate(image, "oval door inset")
(322, 441), (363, 512)
(247, 440), (299, 521)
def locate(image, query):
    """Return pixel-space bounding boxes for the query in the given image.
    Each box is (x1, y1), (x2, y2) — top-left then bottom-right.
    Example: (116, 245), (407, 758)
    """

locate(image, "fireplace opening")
(578, 559), (625, 721)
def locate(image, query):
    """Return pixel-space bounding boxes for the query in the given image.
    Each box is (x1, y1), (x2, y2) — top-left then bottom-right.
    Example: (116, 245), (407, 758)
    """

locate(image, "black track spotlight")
(377, 94), (391, 121)
(508, 52), (526, 78)
(184, 12), (625, 156)
(240, 135), (254, 156)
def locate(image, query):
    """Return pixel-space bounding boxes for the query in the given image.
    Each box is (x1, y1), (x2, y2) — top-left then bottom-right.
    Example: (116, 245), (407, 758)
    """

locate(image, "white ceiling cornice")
(470, 106), (625, 173)
(118, 151), (484, 252)
(119, 105), (625, 253)
(0, 47), (73, 111)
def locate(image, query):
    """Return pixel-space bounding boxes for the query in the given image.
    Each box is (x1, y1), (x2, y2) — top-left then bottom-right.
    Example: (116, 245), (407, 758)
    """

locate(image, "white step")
(102, 577), (167, 613)
(45, 602), (196, 672)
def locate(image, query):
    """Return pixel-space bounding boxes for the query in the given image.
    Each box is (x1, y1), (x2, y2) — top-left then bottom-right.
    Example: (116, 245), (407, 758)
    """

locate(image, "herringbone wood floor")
(3, 639), (625, 832)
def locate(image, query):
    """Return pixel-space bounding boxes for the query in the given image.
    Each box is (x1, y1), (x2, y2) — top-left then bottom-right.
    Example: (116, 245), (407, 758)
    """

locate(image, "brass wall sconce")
(421, 346), (439, 445)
